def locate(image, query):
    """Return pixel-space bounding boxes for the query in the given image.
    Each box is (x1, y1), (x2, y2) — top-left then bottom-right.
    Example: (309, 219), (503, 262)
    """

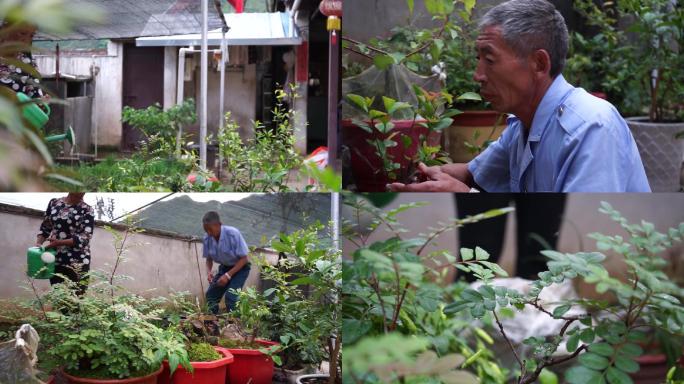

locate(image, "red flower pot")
(159, 347), (234, 384)
(60, 365), (163, 384)
(342, 119), (439, 192)
(225, 339), (279, 384)
(630, 353), (668, 384)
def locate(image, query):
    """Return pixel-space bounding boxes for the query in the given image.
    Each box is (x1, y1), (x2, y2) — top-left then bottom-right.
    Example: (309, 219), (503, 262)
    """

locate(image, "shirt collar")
(528, 74), (574, 142)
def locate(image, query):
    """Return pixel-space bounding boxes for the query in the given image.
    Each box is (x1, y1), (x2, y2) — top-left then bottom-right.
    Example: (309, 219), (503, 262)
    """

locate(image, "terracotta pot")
(626, 117), (684, 192)
(225, 339), (279, 384)
(60, 365), (163, 384)
(630, 354), (668, 384)
(342, 118), (440, 191)
(159, 346), (234, 384)
(446, 110), (505, 163)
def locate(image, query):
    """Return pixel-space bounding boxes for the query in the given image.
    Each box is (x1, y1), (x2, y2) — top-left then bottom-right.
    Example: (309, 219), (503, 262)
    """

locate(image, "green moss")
(188, 342), (221, 362)
(217, 338), (263, 350)
(64, 365), (158, 380)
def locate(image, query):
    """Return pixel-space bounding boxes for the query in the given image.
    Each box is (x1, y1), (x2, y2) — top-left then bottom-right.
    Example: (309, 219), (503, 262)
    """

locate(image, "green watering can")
(17, 91), (50, 130)
(17, 92), (75, 145)
(27, 246), (56, 279)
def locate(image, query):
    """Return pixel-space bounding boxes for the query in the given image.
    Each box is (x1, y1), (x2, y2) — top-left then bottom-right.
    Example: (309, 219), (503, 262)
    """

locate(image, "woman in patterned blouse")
(36, 193), (95, 295)
(0, 20), (46, 100)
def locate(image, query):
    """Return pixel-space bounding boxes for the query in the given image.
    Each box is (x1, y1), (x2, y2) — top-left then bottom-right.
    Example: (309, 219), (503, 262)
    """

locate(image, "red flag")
(227, 0), (244, 13)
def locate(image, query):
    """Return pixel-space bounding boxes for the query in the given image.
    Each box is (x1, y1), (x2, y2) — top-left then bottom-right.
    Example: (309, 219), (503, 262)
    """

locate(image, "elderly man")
(202, 211), (251, 314)
(389, 0), (650, 192)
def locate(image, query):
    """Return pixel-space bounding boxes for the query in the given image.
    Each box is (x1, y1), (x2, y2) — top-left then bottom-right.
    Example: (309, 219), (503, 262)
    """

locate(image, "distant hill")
(134, 193), (331, 246)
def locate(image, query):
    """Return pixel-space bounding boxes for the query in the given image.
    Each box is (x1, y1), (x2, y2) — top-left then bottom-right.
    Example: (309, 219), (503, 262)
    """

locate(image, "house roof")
(34, 0), (225, 41)
(135, 12), (301, 47)
(133, 194), (331, 246)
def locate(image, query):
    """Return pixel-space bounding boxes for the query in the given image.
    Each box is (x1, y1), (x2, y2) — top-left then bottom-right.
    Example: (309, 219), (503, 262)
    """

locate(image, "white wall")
(35, 41), (124, 148)
(0, 208), (272, 303)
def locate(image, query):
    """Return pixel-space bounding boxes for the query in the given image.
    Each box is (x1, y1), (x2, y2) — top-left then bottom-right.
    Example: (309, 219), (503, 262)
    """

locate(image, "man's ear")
(531, 49), (552, 78)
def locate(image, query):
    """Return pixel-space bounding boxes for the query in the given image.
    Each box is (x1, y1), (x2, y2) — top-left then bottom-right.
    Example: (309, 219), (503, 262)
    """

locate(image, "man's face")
(473, 26), (536, 114)
(204, 222), (221, 238)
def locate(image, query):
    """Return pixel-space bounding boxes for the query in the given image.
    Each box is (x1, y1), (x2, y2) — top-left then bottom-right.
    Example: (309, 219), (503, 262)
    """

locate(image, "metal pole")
(327, 16), (341, 172)
(218, 28), (227, 178)
(331, 192), (339, 251)
(200, 0), (209, 170)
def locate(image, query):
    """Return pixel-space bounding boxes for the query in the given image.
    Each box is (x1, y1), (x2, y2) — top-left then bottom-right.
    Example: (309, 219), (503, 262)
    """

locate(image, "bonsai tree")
(27, 224), (192, 380)
(345, 85), (475, 185)
(443, 202), (684, 383)
(234, 223), (342, 383)
(342, 194), (512, 383)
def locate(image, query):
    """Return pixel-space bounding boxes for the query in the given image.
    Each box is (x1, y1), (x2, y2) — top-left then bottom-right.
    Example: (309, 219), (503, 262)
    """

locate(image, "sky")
(0, 193), (258, 222)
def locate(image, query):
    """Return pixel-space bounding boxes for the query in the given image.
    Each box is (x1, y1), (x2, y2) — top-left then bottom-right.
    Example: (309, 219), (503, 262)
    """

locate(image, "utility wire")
(108, 192), (176, 223)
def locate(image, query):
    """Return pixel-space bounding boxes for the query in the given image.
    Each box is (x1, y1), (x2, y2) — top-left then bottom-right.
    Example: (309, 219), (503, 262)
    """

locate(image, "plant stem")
(493, 310), (524, 376)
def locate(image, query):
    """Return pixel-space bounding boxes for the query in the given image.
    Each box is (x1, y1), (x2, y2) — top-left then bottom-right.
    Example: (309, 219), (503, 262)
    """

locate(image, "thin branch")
(390, 282), (410, 331)
(493, 310), (524, 374)
(341, 36), (391, 56)
(369, 273), (388, 333)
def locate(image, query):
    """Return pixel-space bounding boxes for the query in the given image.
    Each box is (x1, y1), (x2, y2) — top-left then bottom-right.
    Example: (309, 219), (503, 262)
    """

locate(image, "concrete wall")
(35, 41), (124, 147)
(0, 206), (273, 303)
(342, 194), (684, 295)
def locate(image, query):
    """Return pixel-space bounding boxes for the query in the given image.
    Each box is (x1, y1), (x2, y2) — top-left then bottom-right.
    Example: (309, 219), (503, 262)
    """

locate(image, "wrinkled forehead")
(476, 25), (515, 56)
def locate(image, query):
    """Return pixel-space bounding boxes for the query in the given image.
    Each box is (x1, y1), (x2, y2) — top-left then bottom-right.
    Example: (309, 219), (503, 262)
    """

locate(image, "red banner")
(227, 0), (244, 13)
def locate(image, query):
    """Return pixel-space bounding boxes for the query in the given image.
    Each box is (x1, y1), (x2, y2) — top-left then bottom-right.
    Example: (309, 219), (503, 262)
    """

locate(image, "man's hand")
(216, 273), (231, 287)
(388, 163), (472, 192)
(207, 271), (214, 283)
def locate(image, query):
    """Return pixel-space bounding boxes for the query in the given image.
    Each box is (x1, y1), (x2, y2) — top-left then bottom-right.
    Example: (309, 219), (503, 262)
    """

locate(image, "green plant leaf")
(579, 352), (610, 370)
(589, 342), (615, 357)
(460, 248), (474, 261)
(606, 366), (634, 384)
(553, 304), (571, 318)
(456, 92), (483, 102)
(614, 354), (639, 373)
(474, 246), (489, 261)
(565, 365), (602, 384)
(373, 54), (396, 70)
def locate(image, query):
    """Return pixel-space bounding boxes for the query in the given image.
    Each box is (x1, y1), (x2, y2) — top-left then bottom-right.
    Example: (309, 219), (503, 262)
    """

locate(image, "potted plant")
(441, 202), (684, 383)
(31, 278), (191, 384)
(342, 194), (512, 383)
(260, 224), (341, 384)
(343, 0), (505, 165)
(343, 86), (456, 191)
(574, 0), (684, 192)
(219, 287), (281, 384)
(158, 343), (234, 384)
(24, 224), (192, 384)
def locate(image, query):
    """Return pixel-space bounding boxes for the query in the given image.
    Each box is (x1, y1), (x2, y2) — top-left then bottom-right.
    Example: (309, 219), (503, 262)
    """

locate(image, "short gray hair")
(202, 211), (221, 225)
(479, 0), (568, 77)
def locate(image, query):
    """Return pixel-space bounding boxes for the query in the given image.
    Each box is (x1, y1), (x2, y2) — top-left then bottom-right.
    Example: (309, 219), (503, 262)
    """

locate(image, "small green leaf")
(460, 248), (475, 261)
(456, 92), (483, 102)
(579, 352), (610, 370)
(553, 304), (571, 318)
(614, 355), (639, 373)
(565, 365), (602, 384)
(475, 246), (489, 261)
(590, 342), (615, 357)
(580, 328), (596, 344)
(567, 333), (580, 353)
(373, 54), (395, 70)
(606, 366), (634, 384)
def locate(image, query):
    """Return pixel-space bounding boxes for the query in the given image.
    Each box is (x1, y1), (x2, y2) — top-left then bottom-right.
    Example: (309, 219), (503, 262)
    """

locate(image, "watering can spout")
(45, 126), (75, 145)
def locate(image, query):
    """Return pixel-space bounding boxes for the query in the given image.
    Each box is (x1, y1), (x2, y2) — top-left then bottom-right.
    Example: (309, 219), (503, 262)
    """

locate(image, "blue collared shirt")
(468, 74), (650, 192)
(203, 225), (249, 266)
